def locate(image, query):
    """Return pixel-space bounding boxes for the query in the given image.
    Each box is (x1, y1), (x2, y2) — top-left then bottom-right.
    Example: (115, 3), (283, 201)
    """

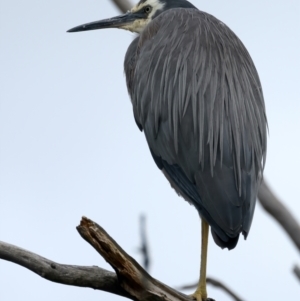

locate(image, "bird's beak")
(67, 11), (145, 33)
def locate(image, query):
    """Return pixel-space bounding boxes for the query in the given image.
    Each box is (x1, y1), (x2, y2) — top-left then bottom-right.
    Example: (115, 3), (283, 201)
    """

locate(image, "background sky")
(0, 1), (299, 300)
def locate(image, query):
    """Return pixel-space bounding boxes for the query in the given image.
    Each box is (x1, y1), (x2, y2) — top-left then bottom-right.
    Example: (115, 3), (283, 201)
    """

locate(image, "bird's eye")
(144, 6), (152, 14)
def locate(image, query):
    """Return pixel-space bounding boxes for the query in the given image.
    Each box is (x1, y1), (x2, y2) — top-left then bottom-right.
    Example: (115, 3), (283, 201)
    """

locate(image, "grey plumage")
(67, 3), (268, 298)
(125, 8), (267, 249)
(67, 0), (267, 252)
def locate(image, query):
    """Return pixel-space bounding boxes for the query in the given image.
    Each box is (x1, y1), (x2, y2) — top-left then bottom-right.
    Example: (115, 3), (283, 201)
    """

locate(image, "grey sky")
(1, 1), (299, 300)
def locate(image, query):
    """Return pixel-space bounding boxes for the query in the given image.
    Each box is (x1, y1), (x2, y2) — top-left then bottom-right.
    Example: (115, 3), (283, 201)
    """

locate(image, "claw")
(189, 291), (207, 301)
(189, 294), (214, 301)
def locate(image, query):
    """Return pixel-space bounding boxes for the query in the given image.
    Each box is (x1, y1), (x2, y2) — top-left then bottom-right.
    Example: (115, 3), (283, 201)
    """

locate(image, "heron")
(68, 0), (267, 300)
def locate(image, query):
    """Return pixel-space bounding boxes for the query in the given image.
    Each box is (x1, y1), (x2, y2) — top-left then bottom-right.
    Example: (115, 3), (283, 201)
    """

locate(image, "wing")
(125, 9), (267, 249)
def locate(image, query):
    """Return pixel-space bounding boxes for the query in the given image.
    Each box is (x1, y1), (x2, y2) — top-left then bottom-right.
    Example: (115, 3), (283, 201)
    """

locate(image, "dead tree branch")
(77, 217), (201, 301)
(0, 240), (132, 299)
(258, 180), (300, 252)
(0, 217), (215, 301)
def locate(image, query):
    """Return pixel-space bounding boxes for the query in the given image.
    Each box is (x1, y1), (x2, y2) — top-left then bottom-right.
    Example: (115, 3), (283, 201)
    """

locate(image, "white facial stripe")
(148, 0), (166, 19)
(131, 0), (166, 16)
(126, 0), (166, 33)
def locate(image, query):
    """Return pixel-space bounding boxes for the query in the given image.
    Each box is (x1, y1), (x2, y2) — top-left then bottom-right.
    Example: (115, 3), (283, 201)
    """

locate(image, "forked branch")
(0, 217), (203, 301)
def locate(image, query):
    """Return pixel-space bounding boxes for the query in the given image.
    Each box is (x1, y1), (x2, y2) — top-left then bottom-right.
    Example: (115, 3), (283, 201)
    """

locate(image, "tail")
(211, 229), (240, 250)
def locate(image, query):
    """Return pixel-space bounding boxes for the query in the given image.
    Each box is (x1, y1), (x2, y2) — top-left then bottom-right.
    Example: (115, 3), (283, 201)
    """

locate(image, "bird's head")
(67, 0), (196, 34)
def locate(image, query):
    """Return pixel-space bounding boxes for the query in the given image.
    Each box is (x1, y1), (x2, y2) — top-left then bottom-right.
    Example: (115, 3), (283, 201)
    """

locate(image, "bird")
(67, 0), (267, 300)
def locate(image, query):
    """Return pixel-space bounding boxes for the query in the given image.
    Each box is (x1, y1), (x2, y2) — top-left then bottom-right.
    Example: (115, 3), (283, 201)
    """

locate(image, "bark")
(77, 217), (206, 301)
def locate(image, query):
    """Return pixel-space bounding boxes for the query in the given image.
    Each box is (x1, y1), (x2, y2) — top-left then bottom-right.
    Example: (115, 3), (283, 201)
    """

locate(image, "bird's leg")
(190, 219), (209, 301)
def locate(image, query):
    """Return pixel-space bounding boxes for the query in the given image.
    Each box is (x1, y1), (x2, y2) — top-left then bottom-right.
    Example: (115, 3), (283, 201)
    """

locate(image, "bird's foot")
(189, 293), (215, 301)
(189, 289), (215, 301)
(189, 294), (201, 301)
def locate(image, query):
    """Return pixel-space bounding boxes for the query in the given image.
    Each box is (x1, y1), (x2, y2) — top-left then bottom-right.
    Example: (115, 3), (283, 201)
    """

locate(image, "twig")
(138, 214), (151, 271)
(207, 278), (244, 301)
(258, 180), (300, 252)
(178, 277), (244, 301)
(111, 0), (132, 13)
(293, 265), (300, 282)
